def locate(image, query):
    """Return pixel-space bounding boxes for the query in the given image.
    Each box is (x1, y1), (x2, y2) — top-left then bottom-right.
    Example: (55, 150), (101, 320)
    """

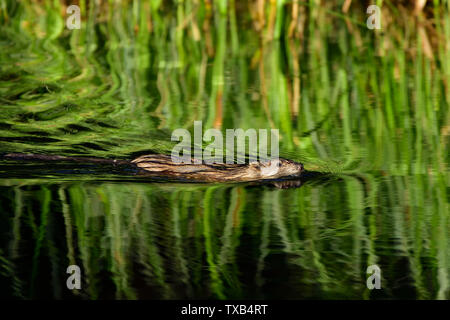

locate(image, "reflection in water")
(0, 172), (447, 299)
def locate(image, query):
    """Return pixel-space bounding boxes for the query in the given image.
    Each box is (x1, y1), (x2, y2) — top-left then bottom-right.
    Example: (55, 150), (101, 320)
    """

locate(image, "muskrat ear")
(249, 162), (260, 169)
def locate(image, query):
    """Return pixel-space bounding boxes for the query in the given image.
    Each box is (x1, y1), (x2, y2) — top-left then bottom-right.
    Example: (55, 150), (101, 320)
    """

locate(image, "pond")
(0, 1), (448, 300)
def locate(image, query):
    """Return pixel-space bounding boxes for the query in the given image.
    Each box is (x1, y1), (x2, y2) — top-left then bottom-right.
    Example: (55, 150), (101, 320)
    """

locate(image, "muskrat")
(131, 154), (304, 182)
(3, 153), (304, 183)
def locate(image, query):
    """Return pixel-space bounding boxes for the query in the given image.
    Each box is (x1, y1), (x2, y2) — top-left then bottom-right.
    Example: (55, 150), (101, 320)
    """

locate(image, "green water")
(0, 1), (449, 299)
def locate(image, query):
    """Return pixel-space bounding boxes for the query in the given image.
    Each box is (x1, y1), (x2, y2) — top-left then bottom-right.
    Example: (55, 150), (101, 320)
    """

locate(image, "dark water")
(0, 175), (435, 300)
(0, 2), (449, 299)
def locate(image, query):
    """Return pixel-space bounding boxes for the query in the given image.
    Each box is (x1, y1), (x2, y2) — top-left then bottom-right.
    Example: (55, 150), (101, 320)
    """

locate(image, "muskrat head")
(251, 158), (304, 179)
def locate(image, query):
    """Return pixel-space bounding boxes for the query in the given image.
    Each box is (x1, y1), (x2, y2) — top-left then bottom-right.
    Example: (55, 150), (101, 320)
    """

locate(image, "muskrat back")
(131, 154), (304, 182)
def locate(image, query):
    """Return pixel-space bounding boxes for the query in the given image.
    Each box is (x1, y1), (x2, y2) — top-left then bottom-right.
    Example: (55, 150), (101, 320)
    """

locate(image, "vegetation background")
(0, 0), (448, 299)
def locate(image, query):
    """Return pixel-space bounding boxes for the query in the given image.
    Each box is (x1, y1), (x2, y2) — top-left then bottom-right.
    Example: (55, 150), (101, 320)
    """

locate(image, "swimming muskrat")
(3, 153), (304, 183)
(132, 154), (304, 182)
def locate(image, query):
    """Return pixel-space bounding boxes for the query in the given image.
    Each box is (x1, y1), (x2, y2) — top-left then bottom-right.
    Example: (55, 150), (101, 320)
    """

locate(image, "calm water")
(0, 2), (449, 299)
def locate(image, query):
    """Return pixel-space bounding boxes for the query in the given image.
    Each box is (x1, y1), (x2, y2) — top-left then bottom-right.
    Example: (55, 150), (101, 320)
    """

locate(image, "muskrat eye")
(277, 162), (282, 167)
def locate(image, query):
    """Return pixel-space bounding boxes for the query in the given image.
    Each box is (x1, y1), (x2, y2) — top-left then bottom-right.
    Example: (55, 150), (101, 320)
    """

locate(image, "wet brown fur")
(132, 154), (304, 182)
